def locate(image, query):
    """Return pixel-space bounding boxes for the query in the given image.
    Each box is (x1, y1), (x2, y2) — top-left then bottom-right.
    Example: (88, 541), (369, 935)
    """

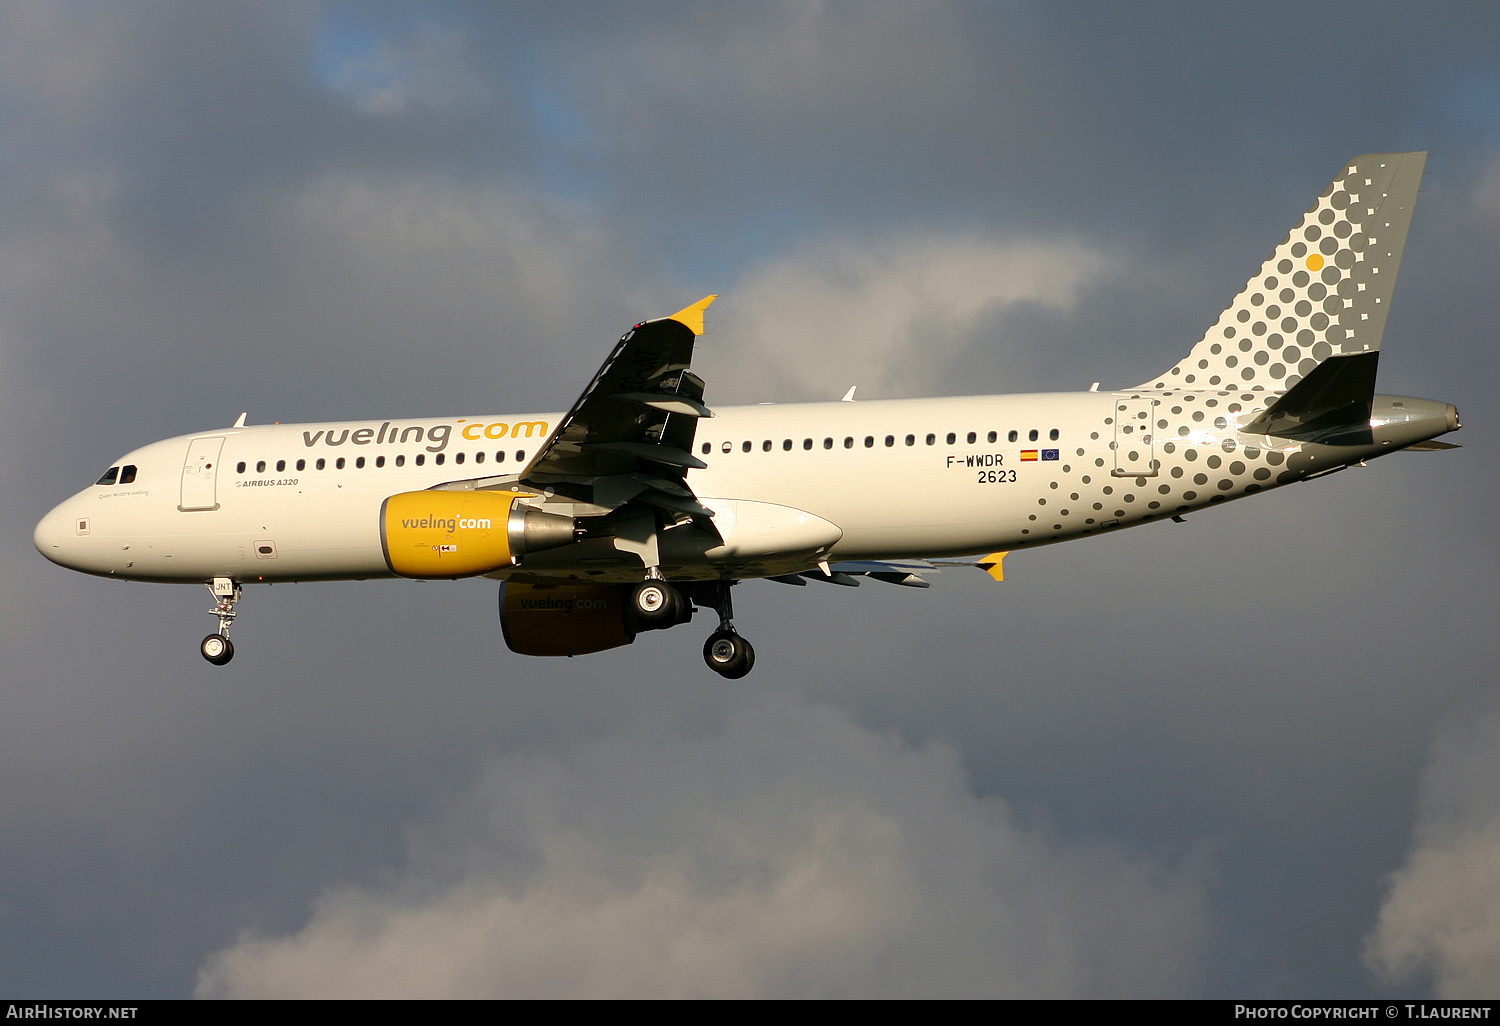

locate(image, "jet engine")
(499, 582), (637, 656)
(380, 489), (575, 578)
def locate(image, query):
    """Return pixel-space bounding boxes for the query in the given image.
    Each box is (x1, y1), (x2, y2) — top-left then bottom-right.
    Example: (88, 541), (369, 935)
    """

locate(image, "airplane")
(34, 152), (1460, 678)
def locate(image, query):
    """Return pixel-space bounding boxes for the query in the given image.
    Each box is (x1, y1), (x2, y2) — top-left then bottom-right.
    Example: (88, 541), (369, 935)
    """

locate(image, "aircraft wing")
(519, 296), (717, 516)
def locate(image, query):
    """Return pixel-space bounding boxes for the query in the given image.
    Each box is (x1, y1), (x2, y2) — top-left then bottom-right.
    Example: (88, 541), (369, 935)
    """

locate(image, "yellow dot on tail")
(1307, 253), (1324, 271)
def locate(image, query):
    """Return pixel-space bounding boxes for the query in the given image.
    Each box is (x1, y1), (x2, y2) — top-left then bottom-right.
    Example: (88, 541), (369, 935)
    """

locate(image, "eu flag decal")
(1042, 449), (1060, 461)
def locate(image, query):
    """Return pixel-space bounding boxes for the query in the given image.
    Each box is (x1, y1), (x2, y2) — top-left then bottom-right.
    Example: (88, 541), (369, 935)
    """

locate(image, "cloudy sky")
(3, 0), (1499, 998)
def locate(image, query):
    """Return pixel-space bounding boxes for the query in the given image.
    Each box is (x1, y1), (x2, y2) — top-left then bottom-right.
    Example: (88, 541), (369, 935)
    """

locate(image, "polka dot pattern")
(1140, 153), (1426, 393)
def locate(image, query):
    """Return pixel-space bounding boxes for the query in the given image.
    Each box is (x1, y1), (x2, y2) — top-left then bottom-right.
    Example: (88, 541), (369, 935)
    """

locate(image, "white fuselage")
(33, 389), (1450, 586)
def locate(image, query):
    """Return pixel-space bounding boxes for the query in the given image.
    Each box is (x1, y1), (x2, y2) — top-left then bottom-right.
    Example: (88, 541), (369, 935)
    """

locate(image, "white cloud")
(197, 694), (1207, 998)
(706, 235), (1108, 403)
(1366, 703), (1500, 997)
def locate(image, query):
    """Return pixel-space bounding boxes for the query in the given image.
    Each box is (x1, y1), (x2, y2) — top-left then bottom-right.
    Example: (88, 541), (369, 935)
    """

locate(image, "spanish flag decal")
(1020, 450), (1038, 461)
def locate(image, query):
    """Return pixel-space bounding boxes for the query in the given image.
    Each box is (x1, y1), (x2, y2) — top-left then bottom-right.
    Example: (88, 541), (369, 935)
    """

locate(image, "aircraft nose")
(34, 501), (81, 568)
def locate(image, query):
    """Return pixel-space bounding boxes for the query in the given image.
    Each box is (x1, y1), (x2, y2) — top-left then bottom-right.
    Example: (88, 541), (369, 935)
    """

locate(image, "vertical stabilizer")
(1141, 152), (1426, 392)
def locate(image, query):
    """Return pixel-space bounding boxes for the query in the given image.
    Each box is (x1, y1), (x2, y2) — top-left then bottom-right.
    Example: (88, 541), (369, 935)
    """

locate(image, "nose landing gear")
(200, 577), (240, 665)
(699, 581), (754, 679)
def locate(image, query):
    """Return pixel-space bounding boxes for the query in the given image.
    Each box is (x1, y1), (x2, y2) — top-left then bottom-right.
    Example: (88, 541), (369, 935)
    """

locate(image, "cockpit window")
(119, 465), (137, 484)
(96, 467), (119, 486)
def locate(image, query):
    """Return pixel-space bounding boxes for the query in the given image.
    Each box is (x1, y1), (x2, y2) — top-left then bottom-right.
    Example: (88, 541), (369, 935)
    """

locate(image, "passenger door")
(179, 436), (225, 511)
(1112, 399), (1157, 477)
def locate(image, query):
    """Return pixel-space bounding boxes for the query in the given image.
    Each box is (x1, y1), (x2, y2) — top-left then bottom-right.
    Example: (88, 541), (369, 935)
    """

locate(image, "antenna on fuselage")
(232, 412), (248, 428)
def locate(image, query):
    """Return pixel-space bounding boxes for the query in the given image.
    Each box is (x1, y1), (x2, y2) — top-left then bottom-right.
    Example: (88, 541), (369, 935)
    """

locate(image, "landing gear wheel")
(703, 629), (754, 679)
(632, 580), (682, 630)
(201, 633), (235, 666)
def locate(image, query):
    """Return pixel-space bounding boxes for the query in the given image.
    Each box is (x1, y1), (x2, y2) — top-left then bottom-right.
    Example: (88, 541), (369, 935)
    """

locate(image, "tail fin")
(1140, 152), (1426, 392)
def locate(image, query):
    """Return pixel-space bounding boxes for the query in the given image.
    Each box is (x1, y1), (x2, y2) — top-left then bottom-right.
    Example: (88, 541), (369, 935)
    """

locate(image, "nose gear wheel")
(200, 634), (234, 665)
(201, 578), (242, 665)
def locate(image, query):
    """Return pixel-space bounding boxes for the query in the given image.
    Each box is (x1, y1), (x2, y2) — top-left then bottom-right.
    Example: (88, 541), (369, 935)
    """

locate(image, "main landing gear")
(200, 577), (240, 666)
(630, 576), (756, 678)
(631, 577), (688, 629)
(699, 581), (754, 679)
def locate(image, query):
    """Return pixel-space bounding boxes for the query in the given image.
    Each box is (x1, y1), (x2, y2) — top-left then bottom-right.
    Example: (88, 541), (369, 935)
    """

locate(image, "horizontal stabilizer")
(1242, 351), (1378, 444)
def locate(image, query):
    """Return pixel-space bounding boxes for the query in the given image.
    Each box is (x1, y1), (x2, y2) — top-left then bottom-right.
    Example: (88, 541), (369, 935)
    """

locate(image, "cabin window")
(296, 459), (306, 471)
(987, 431), (997, 443)
(494, 452), (504, 462)
(96, 467), (119, 486)
(454, 452), (464, 465)
(415, 455), (425, 466)
(722, 441), (732, 453)
(473, 452), (482, 464)
(255, 461), (265, 473)
(433, 453), (444, 465)
(356, 456), (366, 469)
(743, 441), (752, 453)
(276, 460), (286, 472)
(967, 432), (977, 444)
(316, 458), (326, 470)
(946, 433), (956, 445)
(865, 436), (874, 448)
(925, 434), (936, 446)
(905, 434), (915, 446)
(1007, 430), (1018, 442)
(377, 455), (386, 467)
(823, 438), (833, 449)
(885, 435), (895, 447)
(336, 457), (345, 470)
(1049, 428), (1060, 441)
(515, 450), (525, 461)
(119, 465), (137, 484)
(763, 440), (772, 452)
(702, 443), (711, 455)
(1028, 429), (1039, 441)
(394, 455), (404, 467)
(802, 438), (812, 450)
(844, 437), (854, 448)
(236, 462), (246, 474)
(783, 439), (792, 451)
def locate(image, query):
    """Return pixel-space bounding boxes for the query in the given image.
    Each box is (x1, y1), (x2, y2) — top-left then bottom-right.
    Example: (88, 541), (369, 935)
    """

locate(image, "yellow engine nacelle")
(499, 582), (637, 656)
(380, 490), (574, 579)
